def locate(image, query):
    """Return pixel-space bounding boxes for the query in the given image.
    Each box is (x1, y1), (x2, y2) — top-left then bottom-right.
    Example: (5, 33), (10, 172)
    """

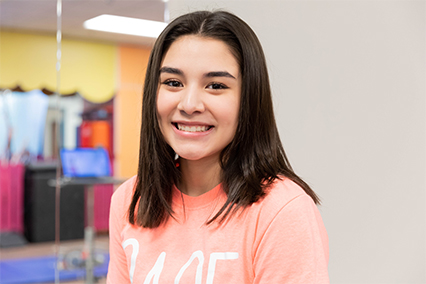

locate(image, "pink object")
(0, 163), (25, 233)
(93, 184), (113, 232)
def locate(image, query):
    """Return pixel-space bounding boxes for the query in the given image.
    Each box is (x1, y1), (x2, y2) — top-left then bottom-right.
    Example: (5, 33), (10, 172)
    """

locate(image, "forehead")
(160, 35), (240, 75)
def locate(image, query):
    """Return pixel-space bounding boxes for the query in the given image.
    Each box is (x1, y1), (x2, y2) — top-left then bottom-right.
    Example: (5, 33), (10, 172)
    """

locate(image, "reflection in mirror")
(0, 0), (163, 282)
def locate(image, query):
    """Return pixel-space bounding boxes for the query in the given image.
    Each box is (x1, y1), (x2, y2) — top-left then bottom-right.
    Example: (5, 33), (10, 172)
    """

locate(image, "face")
(157, 35), (241, 164)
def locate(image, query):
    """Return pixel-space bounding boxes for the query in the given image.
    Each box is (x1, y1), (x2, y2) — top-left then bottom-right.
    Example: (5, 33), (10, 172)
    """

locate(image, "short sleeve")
(107, 186), (132, 284)
(253, 194), (329, 284)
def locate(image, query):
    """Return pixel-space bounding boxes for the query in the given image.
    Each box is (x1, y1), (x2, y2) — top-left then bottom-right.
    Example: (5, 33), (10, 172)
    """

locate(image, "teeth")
(177, 124), (209, 132)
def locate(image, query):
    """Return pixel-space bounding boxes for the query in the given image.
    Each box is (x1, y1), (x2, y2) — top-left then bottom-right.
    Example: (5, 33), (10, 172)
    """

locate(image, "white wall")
(169, 1), (425, 283)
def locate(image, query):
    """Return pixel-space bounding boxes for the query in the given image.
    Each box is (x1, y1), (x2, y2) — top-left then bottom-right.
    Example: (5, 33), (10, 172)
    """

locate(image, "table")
(49, 176), (125, 284)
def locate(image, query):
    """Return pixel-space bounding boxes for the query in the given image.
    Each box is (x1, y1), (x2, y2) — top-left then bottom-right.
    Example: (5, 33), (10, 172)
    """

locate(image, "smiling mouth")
(173, 123), (213, 132)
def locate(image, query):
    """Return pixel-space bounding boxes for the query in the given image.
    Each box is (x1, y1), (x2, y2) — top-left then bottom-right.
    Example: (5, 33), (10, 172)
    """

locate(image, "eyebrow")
(205, 71), (236, 79)
(159, 66), (183, 76)
(159, 66), (236, 79)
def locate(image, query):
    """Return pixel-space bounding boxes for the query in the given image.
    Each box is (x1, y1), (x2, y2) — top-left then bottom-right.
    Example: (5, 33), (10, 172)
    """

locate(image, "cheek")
(230, 101), (240, 137)
(156, 91), (169, 124)
(213, 102), (239, 143)
(221, 98), (240, 128)
(156, 96), (170, 145)
(156, 91), (179, 144)
(156, 94), (168, 142)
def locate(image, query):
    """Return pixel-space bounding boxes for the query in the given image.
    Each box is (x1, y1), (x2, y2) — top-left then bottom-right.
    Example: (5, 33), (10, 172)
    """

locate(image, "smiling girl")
(107, 10), (329, 284)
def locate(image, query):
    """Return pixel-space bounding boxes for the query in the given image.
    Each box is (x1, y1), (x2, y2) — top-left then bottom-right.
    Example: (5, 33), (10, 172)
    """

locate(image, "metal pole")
(85, 185), (95, 284)
(163, 0), (170, 23)
(54, 0), (62, 283)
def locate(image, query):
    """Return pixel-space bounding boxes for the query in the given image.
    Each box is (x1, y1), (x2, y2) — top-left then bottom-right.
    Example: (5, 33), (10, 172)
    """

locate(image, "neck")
(178, 156), (221, 197)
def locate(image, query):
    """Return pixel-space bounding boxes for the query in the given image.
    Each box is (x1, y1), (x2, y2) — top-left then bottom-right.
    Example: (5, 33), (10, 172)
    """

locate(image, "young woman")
(108, 10), (329, 284)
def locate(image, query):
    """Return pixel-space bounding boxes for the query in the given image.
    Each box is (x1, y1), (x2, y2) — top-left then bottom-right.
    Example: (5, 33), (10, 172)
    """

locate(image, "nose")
(177, 85), (205, 115)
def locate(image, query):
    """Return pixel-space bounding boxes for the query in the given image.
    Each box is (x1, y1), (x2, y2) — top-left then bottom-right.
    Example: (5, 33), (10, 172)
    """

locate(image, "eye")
(162, 79), (183, 88)
(207, 82), (228, 90)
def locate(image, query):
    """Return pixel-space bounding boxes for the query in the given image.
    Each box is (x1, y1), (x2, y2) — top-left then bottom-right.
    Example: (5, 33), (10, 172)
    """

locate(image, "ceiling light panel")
(83, 14), (167, 38)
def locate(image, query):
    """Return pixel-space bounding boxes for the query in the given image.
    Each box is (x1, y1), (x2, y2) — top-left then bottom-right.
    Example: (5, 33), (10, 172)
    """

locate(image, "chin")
(175, 150), (217, 162)
(177, 153), (206, 161)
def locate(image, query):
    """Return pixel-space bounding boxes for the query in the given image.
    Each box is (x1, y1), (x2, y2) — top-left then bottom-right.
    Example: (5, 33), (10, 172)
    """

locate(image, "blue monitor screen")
(60, 148), (111, 177)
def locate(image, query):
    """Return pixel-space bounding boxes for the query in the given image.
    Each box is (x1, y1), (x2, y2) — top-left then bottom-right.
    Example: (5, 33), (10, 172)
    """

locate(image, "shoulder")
(111, 175), (138, 214)
(254, 177), (313, 214)
(267, 177), (308, 201)
(245, 177), (323, 236)
(249, 176), (328, 249)
(249, 178), (330, 282)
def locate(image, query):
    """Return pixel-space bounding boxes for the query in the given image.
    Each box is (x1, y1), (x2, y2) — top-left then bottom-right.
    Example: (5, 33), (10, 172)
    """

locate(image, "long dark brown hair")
(128, 10), (320, 228)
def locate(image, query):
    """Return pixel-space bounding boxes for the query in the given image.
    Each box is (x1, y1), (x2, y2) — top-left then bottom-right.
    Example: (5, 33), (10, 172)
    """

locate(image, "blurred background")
(0, 0), (424, 283)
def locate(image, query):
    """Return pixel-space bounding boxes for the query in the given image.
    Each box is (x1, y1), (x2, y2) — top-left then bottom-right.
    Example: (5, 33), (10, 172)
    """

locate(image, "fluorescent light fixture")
(84, 14), (167, 38)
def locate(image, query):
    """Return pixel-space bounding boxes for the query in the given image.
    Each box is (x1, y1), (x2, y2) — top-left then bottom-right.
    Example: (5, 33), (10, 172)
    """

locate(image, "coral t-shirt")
(107, 176), (329, 284)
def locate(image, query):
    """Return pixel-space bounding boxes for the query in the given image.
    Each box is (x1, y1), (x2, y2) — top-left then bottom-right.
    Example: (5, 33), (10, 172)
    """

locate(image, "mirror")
(0, 1), (163, 283)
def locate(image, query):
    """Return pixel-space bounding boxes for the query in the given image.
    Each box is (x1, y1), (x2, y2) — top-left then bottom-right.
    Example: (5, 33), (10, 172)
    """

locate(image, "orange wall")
(115, 46), (151, 178)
